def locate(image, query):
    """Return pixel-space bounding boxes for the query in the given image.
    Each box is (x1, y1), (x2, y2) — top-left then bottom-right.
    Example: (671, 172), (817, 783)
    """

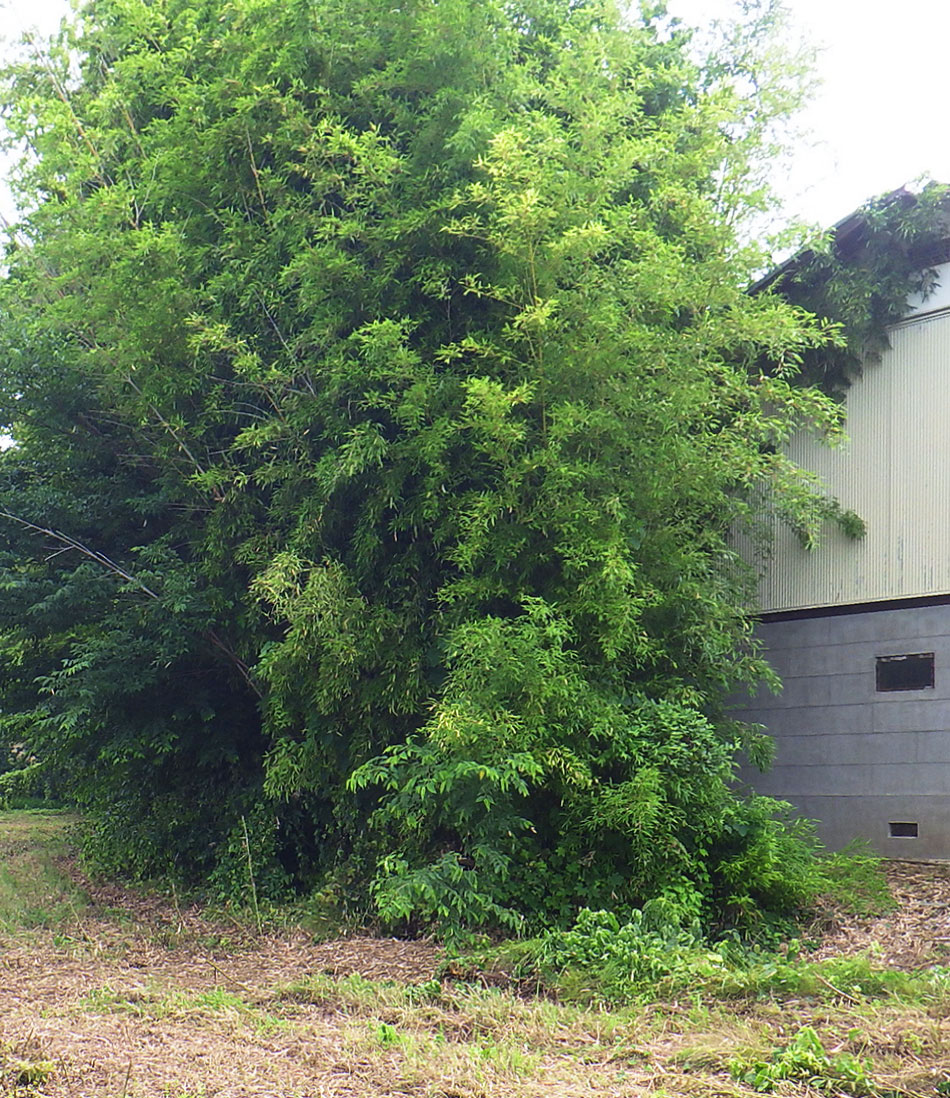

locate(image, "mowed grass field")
(0, 810), (93, 933)
(2, 809), (950, 1097)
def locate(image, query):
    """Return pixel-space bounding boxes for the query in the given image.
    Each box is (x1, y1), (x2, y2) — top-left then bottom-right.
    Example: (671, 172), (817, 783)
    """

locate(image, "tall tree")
(0, 0), (853, 930)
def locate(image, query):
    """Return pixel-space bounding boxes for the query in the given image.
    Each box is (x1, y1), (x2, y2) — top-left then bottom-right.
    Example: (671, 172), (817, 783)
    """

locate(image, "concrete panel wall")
(734, 602), (950, 858)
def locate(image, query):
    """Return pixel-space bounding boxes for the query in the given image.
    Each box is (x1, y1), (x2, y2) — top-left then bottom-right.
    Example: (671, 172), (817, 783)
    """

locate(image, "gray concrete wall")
(733, 602), (950, 859)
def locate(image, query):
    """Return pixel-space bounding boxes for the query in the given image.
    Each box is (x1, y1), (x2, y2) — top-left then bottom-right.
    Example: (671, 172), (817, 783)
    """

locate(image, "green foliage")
(454, 926), (932, 1008)
(447, 851), (897, 1003)
(207, 806), (292, 906)
(538, 906), (713, 999)
(707, 950), (925, 1002)
(765, 184), (950, 395)
(812, 844), (896, 918)
(729, 1026), (876, 1094)
(711, 795), (830, 926)
(350, 606), (836, 932)
(0, 0), (918, 932)
(0, 762), (55, 810)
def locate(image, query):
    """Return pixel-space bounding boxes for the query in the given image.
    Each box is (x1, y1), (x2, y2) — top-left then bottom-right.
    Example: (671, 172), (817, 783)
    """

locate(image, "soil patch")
(814, 860), (950, 968)
(4, 837), (950, 1097)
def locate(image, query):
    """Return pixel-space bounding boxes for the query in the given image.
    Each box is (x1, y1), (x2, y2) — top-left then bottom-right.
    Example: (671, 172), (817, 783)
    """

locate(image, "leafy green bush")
(208, 805), (292, 906)
(459, 929), (937, 1007)
(450, 868), (909, 1006)
(0, 762), (58, 810)
(537, 907), (719, 1000)
(0, 0), (939, 935)
(812, 844), (896, 917)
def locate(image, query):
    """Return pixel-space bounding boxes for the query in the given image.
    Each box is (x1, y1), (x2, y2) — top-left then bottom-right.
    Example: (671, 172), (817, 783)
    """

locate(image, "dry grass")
(2, 810), (950, 1097)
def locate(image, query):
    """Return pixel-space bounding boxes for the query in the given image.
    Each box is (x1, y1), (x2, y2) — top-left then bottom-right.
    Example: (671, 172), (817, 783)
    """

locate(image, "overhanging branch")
(0, 508), (262, 697)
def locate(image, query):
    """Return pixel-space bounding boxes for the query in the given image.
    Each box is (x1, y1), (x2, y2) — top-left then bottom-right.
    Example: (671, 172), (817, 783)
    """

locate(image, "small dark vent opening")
(889, 821), (919, 838)
(876, 653), (934, 692)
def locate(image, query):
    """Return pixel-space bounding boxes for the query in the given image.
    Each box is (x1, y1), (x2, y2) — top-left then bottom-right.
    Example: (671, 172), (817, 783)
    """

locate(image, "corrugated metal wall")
(759, 307), (950, 612)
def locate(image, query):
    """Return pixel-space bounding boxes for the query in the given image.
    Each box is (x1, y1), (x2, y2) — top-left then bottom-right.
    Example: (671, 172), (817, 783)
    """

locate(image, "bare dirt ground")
(0, 851), (449, 1097)
(3, 819), (950, 1098)
(815, 860), (950, 969)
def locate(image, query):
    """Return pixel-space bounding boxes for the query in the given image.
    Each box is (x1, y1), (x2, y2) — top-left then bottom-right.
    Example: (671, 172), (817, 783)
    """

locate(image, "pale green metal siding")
(759, 304), (950, 612)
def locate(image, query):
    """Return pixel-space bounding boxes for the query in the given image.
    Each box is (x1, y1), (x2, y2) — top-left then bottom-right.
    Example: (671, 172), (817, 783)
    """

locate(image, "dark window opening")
(875, 653), (934, 692)
(889, 821), (919, 838)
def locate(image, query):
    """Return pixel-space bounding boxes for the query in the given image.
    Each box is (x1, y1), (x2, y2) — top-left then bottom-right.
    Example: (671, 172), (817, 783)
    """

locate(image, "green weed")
(7, 1057), (55, 1086)
(700, 951), (950, 1004)
(729, 1026), (877, 1094)
(450, 906), (950, 1010)
(374, 1021), (404, 1048)
(813, 844), (897, 917)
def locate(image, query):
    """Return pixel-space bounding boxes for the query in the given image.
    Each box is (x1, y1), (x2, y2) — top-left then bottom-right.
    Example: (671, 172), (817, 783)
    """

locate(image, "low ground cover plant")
(730, 1026), (877, 1095)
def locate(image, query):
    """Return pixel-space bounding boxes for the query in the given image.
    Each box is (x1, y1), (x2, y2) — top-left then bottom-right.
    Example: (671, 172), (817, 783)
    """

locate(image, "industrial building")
(734, 198), (950, 857)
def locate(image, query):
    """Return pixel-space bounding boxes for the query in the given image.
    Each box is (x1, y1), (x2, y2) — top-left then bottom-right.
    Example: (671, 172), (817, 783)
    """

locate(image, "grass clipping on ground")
(1, 809), (950, 1097)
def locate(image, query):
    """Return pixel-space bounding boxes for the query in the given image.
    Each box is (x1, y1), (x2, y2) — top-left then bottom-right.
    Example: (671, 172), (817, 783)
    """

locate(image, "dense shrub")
(0, 0), (928, 933)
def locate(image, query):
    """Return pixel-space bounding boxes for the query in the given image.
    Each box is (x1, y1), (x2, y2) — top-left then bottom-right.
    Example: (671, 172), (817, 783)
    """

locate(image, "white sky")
(1, 0), (948, 231)
(668, 0), (950, 228)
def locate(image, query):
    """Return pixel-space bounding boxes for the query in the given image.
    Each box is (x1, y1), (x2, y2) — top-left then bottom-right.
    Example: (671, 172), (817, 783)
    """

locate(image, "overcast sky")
(669, 0), (950, 227)
(1, 0), (948, 231)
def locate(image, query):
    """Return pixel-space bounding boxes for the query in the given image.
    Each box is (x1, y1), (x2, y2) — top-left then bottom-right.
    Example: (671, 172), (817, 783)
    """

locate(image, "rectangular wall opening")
(888, 821), (919, 838)
(875, 653), (934, 692)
